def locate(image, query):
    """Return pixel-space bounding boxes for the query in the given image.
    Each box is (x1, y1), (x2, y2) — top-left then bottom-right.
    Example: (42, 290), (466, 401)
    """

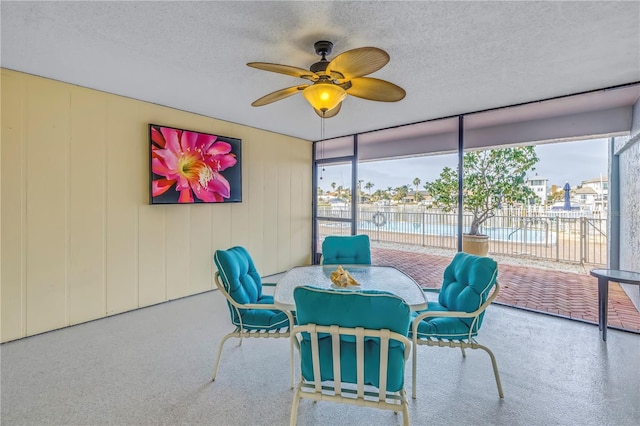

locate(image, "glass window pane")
(315, 219), (352, 262)
(317, 162), (352, 219)
(349, 152), (458, 283)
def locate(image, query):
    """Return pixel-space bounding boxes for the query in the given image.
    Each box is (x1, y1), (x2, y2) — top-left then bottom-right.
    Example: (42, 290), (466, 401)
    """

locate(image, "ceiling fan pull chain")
(319, 113), (326, 179)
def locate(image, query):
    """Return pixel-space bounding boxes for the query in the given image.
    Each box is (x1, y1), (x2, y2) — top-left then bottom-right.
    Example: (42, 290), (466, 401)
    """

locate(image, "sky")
(318, 138), (609, 193)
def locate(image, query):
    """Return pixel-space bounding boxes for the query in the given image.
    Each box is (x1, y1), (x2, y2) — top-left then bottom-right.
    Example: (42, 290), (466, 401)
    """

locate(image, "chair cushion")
(410, 302), (477, 339)
(439, 252), (497, 313)
(214, 247), (263, 304)
(321, 235), (371, 265)
(298, 337), (407, 392)
(237, 295), (291, 330)
(294, 286), (409, 333)
(411, 252), (497, 340)
(214, 247), (291, 331)
(294, 286), (410, 391)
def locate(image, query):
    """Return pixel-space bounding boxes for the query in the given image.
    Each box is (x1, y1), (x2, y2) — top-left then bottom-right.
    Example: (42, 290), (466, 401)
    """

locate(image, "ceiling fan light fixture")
(303, 82), (347, 113)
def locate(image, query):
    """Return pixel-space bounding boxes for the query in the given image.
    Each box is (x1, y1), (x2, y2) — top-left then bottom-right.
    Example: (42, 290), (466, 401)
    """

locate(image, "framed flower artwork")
(149, 124), (242, 204)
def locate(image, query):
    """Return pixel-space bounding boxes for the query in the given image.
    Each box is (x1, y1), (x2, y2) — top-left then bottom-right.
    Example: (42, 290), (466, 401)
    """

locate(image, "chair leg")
(460, 346), (466, 357)
(402, 401), (410, 426)
(412, 343), (418, 399)
(476, 343), (504, 398)
(289, 337), (295, 389)
(401, 389), (410, 426)
(211, 332), (237, 382)
(289, 387), (301, 426)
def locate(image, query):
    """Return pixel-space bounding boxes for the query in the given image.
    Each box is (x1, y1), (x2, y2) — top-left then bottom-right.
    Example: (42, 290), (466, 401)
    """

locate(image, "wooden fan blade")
(314, 102), (342, 118)
(251, 85), (308, 106)
(347, 77), (406, 102)
(326, 47), (390, 80)
(247, 62), (318, 81)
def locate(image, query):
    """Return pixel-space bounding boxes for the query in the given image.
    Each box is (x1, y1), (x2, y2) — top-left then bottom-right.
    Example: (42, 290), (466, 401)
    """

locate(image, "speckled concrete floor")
(2, 287), (638, 425)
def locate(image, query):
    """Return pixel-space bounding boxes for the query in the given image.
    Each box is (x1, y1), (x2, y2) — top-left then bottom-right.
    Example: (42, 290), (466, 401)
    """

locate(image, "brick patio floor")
(371, 246), (640, 333)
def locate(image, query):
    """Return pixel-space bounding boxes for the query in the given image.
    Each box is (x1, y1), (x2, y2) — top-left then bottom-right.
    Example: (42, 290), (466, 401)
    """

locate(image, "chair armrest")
(414, 309), (478, 322)
(422, 287), (440, 293)
(215, 272), (286, 312)
(235, 300), (295, 327)
(214, 272), (295, 330)
(238, 303), (295, 327)
(262, 282), (277, 287)
(236, 302), (280, 310)
(413, 282), (500, 323)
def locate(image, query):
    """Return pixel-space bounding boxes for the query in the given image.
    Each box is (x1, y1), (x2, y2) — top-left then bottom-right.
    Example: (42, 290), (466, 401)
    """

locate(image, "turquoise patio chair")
(321, 235), (371, 265)
(212, 246), (295, 387)
(411, 252), (504, 399)
(290, 286), (411, 426)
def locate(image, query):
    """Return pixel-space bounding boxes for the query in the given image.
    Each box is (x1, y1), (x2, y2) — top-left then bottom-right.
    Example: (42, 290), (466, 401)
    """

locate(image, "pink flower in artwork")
(151, 126), (237, 203)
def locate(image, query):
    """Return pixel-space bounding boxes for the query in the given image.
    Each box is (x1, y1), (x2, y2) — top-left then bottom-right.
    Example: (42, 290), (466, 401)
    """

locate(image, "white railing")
(317, 207), (607, 265)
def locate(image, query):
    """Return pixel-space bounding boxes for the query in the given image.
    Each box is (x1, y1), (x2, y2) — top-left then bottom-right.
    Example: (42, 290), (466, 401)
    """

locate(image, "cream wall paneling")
(0, 69), (312, 342)
(25, 77), (69, 335)
(68, 86), (108, 326)
(2, 71), (27, 342)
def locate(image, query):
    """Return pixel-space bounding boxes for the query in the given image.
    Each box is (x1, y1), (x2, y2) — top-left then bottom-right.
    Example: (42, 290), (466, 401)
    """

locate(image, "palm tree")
(413, 177), (421, 192)
(393, 185), (409, 203)
(365, 181), (374, 195)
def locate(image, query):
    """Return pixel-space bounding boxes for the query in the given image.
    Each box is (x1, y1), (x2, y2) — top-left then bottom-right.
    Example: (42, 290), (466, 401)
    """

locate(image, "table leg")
(598, 277), (603, 331)
(597, 277), (609, 341)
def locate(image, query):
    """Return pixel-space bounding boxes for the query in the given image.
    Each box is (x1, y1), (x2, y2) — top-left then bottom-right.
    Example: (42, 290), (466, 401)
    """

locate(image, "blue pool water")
(359, 221), (556, 244)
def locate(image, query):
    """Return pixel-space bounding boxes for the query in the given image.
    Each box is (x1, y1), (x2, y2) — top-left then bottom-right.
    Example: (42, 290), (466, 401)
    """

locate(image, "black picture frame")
(149, 124), (242, 204)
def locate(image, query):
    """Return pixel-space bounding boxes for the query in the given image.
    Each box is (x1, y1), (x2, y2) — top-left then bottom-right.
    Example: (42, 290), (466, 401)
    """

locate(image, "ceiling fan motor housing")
(310, 40), (333, 73)
(314, 40), (333, 57)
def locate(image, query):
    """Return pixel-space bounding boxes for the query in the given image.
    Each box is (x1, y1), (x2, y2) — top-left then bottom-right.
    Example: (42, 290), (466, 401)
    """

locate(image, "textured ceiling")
(1, 1), (639, 141)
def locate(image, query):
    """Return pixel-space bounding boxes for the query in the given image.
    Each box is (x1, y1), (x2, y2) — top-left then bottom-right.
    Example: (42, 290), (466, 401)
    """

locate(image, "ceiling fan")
(247, 41), (406, 118)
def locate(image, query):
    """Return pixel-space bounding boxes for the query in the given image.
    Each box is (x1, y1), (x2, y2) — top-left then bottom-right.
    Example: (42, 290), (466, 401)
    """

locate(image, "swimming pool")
(359, 221), (556, 244)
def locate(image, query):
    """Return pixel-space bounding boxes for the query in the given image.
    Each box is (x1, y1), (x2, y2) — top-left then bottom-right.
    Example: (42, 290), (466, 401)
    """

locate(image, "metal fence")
(317, 207), (607, 265)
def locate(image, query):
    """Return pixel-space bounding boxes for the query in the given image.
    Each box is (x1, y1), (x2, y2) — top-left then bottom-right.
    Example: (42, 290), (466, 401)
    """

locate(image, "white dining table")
(274, 265), (427, 311)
